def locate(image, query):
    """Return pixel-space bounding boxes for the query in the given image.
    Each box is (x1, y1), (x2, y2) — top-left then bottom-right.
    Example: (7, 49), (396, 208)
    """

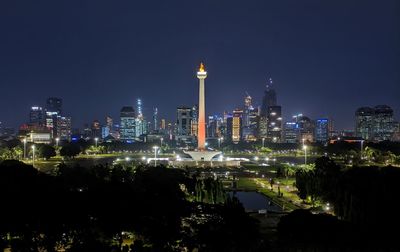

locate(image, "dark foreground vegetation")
(0, 160), (261, 251)
(1, 158), (400, 251)
(294, 157), (400, 250)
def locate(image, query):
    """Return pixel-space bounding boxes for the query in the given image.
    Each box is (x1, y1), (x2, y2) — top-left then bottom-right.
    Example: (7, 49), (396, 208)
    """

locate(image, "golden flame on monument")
(198, 62), (206, 72)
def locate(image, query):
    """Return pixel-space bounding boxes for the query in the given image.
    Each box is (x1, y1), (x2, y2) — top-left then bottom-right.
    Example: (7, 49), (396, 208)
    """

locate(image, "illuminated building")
(91, 120), (101, 139)
(267, 106), (282, 142)
(355, 107), (375, 141)
(284, 122), (298, 143)
(29, 106), (45, 126)
(46, 97), (62, 114)
(28, 132), (52, 144)
(373, 105), (394, 141)
(120, 106), (135, 142)
(315, 118), (329, 143)
(297, 115), (314, 143)
(243, 93), (252, 127)
(259, 78), (279, 140)
(231, 109), (243, 143)
(191, 105), (198, 137)
(176, 106), (194, 143)
(153, 107), (158, 132)
(56, 116), (71, 141)
(102, 116), (113, 139)
(160, 119), (166, 130)
(207, 115), (223, 138)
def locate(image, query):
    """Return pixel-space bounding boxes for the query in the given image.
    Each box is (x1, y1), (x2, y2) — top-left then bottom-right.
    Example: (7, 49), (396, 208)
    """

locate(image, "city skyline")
(0, 0), (399, 130)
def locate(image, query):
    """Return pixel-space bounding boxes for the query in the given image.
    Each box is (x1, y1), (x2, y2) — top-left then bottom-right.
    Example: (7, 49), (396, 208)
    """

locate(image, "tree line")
(295, 156), (400, 245)
(0, 160), (262, 251)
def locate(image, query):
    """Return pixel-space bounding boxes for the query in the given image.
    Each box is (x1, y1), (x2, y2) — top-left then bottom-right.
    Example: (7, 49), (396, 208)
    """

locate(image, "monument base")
(184, 150), (221, 161)
(170, 160), (240, 168)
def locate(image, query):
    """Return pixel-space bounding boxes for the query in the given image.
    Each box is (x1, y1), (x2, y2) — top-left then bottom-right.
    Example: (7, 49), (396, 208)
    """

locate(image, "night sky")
(0, 0), (399, 131)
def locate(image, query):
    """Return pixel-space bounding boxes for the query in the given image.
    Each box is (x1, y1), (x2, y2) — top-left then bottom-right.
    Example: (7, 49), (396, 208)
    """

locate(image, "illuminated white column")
(197, 63), (207, 151)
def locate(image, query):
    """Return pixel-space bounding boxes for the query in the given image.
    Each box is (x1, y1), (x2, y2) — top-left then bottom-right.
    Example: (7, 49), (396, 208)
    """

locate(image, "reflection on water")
(230, 191), (282, 212)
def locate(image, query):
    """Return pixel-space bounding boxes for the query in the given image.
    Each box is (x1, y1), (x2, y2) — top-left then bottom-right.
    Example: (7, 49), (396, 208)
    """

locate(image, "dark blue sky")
(0, 0), (399, 130)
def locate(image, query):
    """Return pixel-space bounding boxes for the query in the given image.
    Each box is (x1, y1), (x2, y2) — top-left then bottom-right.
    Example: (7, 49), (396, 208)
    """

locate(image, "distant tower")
(153, 107), (158, 131)
(137, 98), (143, 117)
(261, 78), (277, 116)
(197, 63), (207, 150)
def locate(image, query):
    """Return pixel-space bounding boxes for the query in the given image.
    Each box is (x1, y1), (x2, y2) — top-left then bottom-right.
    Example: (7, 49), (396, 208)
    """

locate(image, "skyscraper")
(176, 106), (193, 143)
(243, 93), (252, 127)
(120, 106), (135, 142)
(29, 106), (45, 126)
(267, 106), (282, 142)
(46, 97), (62, 114)
(284, 122), (298, 143)
(135, 98), (147, 138)
(315, 118), (329, 143)
(56, 116), (71, 141)
(176, 107), (192, 136)
(231, 109), (243, 143)
(373, 105), (394, 141)
(153, 107), (158, 132)
(355, 107), (375, 141)
(259, 78), (279, 141)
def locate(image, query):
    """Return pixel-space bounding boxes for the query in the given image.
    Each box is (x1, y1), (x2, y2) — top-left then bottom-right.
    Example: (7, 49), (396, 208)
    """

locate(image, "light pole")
(153, 146), (159, 166)
(55, 137), (60, 147)
(160, 137), (163, 148)
(303, 145), (307, 165)
(218, 137), (223, 148)
(31, 145), (36, 167)
(262, 138), (265, 148)
(94, 137), (99, 148)
(23, 138), (27, 160)
(360, 140), (364, 160)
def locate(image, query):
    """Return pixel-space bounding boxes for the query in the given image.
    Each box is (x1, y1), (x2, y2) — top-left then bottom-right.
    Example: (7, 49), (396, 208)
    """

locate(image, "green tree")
(37, 144), (56, 160)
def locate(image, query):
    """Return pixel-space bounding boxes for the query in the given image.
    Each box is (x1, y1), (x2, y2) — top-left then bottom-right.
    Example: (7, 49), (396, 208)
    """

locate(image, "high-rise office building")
(176, 106), (193, 142)
(315, 118), (329, 143)
(191, 105), (198, 137)
(102, 116), (113, 139)
(153, 107), (158, 132)
(243, 94), (252, 127)
(355, 107), (375, 141)
(373, 105), (394, 141)
(106, 116), (113, 131)
(29, 106), (46, 126)
(231, 109), (243, 143)
(259, 78), (279, 141)
(46, 97), (62, 114)
(56, 116), (71, 141)
(284, 122), (298, 143)
(91, 120), (101, 139)
(267, 106), (282, 142)
(160, 119), (166, 130)
(297, 115), (315, 143)
(120, 106), (136, 142)
(207, 115), (223, 138)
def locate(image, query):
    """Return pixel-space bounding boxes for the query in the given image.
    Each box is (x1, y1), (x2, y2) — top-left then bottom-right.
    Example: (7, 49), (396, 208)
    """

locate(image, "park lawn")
(236, 177), (299, 211)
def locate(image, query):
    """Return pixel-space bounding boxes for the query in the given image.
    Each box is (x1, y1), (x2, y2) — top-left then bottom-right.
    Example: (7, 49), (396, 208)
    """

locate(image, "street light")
(160, 137), (164, 148)
(31, 145), (36, 167)
(23, 138), (27, 160)
(153, 146), (159, 166)
(55, 137), (60, 147)
(94, 137), (99, 148)
(303, 145), (307, 165)
(360, 140), (364, 160)
(218, 137), (223, 148)
(262, 138), (265, 148)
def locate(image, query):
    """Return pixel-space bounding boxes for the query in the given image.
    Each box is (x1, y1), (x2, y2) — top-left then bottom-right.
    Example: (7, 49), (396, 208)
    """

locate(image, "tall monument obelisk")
(197, 63), (207, 151)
